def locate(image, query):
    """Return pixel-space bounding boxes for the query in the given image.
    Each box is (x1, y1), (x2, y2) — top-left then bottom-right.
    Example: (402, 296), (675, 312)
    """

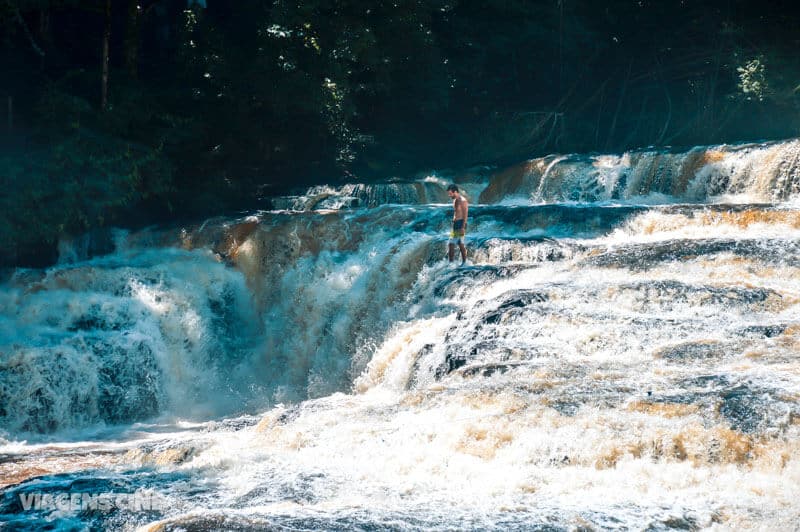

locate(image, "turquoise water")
(2, 139), (800, 530)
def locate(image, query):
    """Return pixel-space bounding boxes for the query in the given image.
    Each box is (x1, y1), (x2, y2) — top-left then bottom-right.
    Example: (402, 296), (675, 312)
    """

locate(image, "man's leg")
(448, 243), (455, 262)
(459, 242), (467, 264)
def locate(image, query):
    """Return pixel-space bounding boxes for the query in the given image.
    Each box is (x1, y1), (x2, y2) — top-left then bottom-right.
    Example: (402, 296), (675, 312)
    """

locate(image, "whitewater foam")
(3, 140), (800, 529)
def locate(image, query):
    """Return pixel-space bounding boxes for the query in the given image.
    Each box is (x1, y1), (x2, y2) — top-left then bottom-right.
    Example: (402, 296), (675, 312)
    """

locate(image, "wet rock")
(548, 455), (571, 466)
(405, 344), (435, 390)
(549, 401), (580, 417)
(662, 376), (799, 434)
(435, 349), (467, 380)
(654, 341), (726, 361)
(719, 385), (771, 434)
(584, 238), (800, 271)
(432, 264), (531, 298)
(128, 443), (199, 466)
(460, 361), (528, 378)
(234, 471), (326, 507)
(276, 405), (302, 425)
(481, 290), (548, 325)
(681, 374), (734, 389)
(737, 324), (787, 338)
(204, 415), (261, 432)
(434, 290), (548, 380)
(644, 515), (700, 531)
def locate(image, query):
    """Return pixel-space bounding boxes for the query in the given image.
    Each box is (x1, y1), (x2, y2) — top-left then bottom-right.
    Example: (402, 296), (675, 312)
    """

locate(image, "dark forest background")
(2, 0), (800, 266)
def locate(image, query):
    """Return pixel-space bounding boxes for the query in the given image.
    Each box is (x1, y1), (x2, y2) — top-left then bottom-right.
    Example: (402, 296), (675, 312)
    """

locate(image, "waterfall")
(1, 139), (799, 529)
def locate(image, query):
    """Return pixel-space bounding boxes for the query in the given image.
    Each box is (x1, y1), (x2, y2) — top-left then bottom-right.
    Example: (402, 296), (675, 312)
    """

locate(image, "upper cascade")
(269, 179), (487, 211)
(270, 138), (800, 210)
(480, 138), (800, 204)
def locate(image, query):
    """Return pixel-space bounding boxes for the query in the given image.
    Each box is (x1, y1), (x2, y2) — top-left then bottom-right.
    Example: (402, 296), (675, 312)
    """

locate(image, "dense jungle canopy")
(1, 0), (799, 265)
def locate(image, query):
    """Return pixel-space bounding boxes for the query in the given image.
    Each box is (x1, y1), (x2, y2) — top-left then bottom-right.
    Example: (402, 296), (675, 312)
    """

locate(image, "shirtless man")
(447, 184), (468, 265)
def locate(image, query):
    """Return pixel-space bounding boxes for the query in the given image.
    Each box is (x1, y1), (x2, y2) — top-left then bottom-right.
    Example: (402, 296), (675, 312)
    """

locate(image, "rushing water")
(1, 139), (800, 530)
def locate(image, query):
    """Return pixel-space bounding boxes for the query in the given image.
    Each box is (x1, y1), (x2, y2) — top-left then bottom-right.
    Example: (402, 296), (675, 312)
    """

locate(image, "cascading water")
(1, 140), (799, 530)
(479, 138), (800, 204)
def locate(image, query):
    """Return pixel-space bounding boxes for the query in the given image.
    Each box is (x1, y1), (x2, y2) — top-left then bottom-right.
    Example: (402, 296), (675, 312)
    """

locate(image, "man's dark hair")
(447, 184), (459, 192)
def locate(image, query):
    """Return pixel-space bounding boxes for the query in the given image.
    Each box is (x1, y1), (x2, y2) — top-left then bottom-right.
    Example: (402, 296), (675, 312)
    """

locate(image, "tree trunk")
(101, 0), (112, 111)
(38, 6), (52, 51)
(124, 0), (140, 79)
(11, 3), (45, 57)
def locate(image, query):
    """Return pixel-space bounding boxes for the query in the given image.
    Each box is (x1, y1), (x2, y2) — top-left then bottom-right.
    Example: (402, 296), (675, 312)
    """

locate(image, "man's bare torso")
(453, 195), (468, 223)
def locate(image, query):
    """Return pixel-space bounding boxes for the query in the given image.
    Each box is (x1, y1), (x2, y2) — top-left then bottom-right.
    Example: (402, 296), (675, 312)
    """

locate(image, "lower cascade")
(1, 140), (799, 529)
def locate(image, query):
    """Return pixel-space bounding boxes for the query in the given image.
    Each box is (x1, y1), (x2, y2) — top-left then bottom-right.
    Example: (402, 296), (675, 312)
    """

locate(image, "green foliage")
(737, 58), (767, 101)
(2, 0), (800, 266)
(1, 81), (174, 266)
(0, 129), (172, 262)
(0, 128), (171, 231)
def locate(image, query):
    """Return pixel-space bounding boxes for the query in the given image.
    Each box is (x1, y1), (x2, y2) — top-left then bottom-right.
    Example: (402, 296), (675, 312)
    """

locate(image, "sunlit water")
(1, 140), (800, 530)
